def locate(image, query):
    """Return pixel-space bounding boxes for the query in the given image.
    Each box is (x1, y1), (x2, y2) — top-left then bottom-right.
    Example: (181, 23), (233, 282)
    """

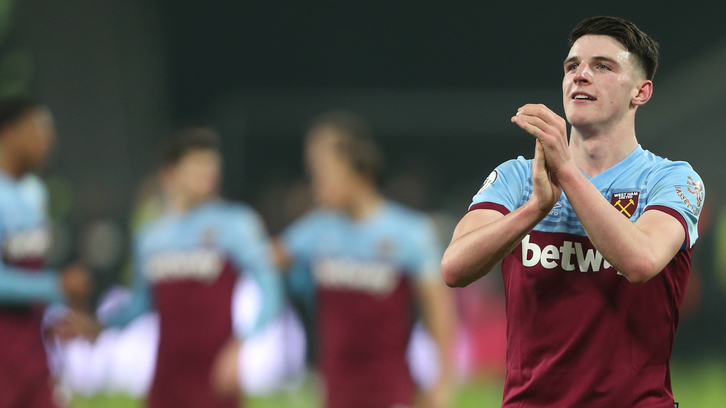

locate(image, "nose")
(573, 63), (593, 84)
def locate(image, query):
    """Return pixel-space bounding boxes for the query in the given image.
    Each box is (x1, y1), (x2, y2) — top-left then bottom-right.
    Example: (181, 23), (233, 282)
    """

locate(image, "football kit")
(469, 145), (704, 408)
(0, 172), (61, 408)
(283, 201), (442, 408)
(105, 199), (282, 408)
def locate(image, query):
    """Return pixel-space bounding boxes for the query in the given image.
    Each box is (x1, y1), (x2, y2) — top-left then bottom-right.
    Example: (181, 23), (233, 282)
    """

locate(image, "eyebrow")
(563, 55), (621, 67)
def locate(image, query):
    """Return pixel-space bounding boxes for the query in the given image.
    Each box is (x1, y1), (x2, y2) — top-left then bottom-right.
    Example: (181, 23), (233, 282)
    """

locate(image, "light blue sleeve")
(281, 212), (321, 261)
(103, 234), (152, 327)
(227, 207), (283, 338)
(645, 161), (704, 249)
(0, 263), (64, 305)
(469, 157), (530, 213)
(0, 177), (64, 305)
(407, 216), (444, 282)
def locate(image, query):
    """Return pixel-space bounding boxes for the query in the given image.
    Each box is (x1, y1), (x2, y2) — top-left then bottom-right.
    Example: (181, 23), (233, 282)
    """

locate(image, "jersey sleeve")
(0, 262), (64, 305)
(644, 161), (704, 249)
(103, 232), (153, 327)
(469, 157), (530, 214)
(0, 177), (63, 305)
(281, 212), (321, 261)
(406, 216), (443, 282)
(226, 207), (283, 338)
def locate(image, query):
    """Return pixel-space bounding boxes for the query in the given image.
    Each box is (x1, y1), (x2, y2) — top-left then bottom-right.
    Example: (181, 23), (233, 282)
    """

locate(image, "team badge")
(610, 191), (639, 218)
(675, 175), (704, 216)
(201, 227), (218, 247)
(476, 170), (498, 194)
(376, 239), (396, 260)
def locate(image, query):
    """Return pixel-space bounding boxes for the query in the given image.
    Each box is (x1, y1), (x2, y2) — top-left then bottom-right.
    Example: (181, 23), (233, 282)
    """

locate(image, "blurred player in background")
(275, 111), (456, 408)
(442, 16), (704, 407)
(64, 128), (283, 408)
(0, 97), (91, 408)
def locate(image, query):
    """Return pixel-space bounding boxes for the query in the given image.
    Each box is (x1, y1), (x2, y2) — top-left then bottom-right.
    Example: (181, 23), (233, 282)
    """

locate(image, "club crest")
(611, 191), (639, 218)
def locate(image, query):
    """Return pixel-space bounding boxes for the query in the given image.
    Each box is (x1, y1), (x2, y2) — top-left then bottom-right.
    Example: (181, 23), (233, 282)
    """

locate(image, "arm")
(104, 242), (152, 328)
(514, 104), (687, 284)
(416, 277), (456, 408)
(0, 264), (64, 305)
(231, 211), (283, 337)
(441, 140), (560, 287)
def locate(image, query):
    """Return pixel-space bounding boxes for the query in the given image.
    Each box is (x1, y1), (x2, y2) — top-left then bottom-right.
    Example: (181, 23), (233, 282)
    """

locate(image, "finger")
(512, 114), (551, 141)
(514, 113), (559, 141)
(517, 104), (567, 129)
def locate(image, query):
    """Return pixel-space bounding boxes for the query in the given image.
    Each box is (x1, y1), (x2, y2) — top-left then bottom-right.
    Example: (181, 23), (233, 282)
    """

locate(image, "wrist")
(552, 162), (579, 187)
(523, 196), (553, 220)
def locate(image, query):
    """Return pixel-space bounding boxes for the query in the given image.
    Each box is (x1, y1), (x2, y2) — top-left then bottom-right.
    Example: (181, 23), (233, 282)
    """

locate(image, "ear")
(631, 79), (653, 107)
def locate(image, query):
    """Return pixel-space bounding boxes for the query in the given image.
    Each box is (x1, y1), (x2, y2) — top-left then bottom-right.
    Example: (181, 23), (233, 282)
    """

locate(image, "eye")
(597, 63), (612, 71)
(565, 63), (578, 72)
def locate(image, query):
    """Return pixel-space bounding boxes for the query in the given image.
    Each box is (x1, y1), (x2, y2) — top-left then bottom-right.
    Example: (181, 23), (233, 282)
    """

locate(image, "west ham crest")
(611, 191), (639, 218)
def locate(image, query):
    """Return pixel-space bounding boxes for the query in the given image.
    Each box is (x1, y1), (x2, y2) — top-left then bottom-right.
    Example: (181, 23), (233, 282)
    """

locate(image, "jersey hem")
(468, 202), (510, 215)
(643, 205), (690, 248)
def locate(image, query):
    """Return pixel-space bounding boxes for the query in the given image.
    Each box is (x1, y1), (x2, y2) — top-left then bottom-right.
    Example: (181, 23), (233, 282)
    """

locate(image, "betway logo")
(521, 234), (612, 272)
(314, 257), (398, 295)
(3, 227), (50, 261)
(146, 249), (223, 283)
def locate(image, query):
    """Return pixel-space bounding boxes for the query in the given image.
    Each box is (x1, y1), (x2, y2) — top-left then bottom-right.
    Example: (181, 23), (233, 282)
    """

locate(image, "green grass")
(71, 359), (726, 407)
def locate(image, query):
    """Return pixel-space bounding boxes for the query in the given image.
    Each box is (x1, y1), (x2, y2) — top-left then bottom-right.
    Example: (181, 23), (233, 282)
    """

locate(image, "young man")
(441, 16), (704, 408)
(0, 97), (91, 408)
(90, 128), (283, 408)
(275, 111), (455, 408)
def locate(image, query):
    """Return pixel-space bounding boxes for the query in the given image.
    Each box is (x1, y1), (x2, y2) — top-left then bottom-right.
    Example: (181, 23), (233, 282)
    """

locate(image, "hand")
(210, 338), (243, 401)
(426, 379), (453, 408)
(511, 104), (571, 175)
(54, 310), (101, 341)
(530, 139), (562, 214)
(60, 263), (92, 310)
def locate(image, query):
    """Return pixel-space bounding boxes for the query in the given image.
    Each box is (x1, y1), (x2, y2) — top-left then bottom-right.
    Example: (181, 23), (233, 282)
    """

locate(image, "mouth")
(571, 92), (596, 101)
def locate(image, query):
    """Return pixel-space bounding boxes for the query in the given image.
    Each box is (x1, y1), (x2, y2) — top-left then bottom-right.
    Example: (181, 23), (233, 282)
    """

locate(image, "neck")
(342, 183), (383, 221)
(168, 192), (210, 213)
(569, 118), (639, 177)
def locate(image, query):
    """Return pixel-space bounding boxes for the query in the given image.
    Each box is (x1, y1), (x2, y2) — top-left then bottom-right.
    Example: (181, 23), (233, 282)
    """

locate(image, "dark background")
(4, 0), (725, 360)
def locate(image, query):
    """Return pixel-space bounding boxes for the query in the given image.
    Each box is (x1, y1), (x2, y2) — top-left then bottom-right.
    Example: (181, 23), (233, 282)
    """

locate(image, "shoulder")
(479, 156), (531, 189)
(18, 174), (48, 210)
(381, 201), (434, 231)
(641, 150), (698, 175)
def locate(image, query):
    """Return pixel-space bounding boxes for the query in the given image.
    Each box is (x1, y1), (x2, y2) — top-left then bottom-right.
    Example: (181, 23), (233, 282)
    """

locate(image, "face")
(305, 126), (358, 210)
(562, 35), (648, 131)
(169, 149), (222, 203)
(13, 108), (56, 171)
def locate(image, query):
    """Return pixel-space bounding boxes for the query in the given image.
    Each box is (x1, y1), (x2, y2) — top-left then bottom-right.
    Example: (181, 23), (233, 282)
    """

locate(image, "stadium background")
(2, 0), (725, 406)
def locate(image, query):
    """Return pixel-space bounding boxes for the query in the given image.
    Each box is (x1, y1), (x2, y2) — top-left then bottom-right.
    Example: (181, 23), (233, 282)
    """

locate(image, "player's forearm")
(103, 291), (150, 328)
(556, 166), (666, 283)
(441, 201), (547, 287)
(0, 267), (64, 305)
(247, 268), (283, 336)
(419, 280), (456, 384)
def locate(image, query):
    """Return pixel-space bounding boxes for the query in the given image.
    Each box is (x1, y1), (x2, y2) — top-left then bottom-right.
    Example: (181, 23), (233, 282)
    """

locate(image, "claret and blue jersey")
(105, 199), (282, 408)
(283, 200), (441, 408)
(469, 145), (704, 408)
(0, 171), (62, 408)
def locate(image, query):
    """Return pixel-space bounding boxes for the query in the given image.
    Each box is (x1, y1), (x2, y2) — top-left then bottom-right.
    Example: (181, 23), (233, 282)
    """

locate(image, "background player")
(441, 16), (704, 407)
(64, 128), (283, 408)
(275, 111), (456, 408)
(0, 97), (91, 408)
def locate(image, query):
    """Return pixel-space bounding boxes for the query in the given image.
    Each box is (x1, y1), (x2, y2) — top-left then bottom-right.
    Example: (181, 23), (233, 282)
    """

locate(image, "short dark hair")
(0, 97), (44, 134)
(161, 127), (221, 167)
(569, 16), (659, 80)
(307, 110), (385, 182)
